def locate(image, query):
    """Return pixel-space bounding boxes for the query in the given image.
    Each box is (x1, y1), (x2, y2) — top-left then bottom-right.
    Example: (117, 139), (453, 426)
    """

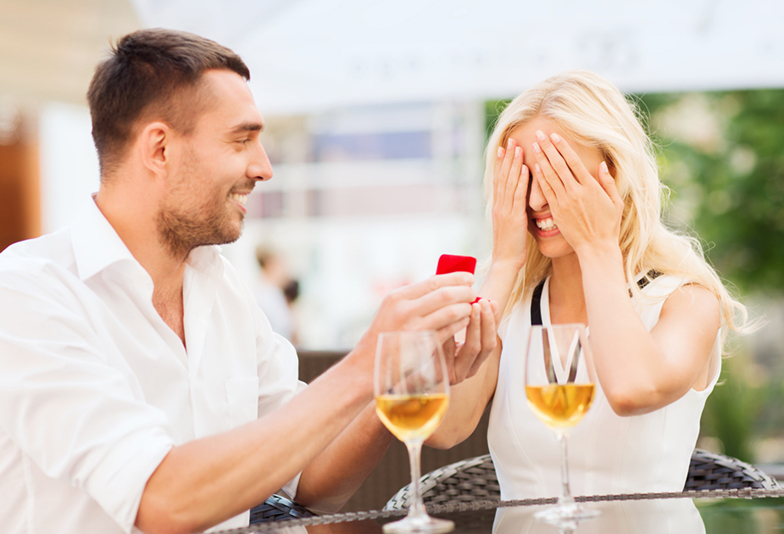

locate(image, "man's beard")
(156, 200), (243, 260)
(156, 165), (248, 260)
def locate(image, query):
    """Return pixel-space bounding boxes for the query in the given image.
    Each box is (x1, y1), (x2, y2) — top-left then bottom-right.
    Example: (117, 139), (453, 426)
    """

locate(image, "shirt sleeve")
(0, 265), (175, 534)
(250, 292), (308, 498)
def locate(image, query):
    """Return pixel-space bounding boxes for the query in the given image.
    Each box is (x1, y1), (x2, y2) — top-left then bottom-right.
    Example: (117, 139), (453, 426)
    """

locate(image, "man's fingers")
(395, 272), (473, 301)
(436, 316), (470, 345)
(416, 302), (474, 335)
(405, 283), (476, 319)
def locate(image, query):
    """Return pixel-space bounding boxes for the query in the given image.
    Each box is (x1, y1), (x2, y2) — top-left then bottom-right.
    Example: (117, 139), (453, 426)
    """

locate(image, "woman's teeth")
(536, 218), (558, 231)
(230, 193), (248, 205)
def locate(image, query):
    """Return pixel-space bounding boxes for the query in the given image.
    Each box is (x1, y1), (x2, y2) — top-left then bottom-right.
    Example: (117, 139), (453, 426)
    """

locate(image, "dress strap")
(635, 269), (663, 291)
(531, 270), (661, 326)
(530, 279), (546, 326)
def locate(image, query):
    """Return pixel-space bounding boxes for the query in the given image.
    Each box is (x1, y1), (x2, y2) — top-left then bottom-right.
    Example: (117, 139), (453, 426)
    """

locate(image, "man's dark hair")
(87, 28), (250, 179)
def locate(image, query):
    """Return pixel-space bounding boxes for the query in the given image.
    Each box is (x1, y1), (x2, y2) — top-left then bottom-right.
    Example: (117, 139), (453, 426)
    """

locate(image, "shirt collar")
(70, 196), (140, 281)
(70, 196), (225, 283)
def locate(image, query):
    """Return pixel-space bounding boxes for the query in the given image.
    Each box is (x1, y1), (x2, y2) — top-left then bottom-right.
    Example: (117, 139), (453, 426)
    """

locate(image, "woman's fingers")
(598, 161), (624, 211)
(549, 132), (594, 186)
(514, 164), (530, 212)
(532, 139), (567, 200)
(534, 130), (578, 191)
(495, 138), (518, 204)
(493, 145), (506, 205)
(464, 300), (498, 379)
(452, 300), (498, 384)
(532, 160), (560, 209)
(502, 145), (525, 212)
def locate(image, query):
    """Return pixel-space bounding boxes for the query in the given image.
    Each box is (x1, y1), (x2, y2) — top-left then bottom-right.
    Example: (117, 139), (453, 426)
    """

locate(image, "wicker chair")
(250, 494), (316, 523)
(383, 449), (781, 510)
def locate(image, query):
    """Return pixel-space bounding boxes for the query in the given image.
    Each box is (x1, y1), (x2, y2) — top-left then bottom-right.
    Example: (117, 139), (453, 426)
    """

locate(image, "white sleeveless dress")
(487, 274), (721, 499)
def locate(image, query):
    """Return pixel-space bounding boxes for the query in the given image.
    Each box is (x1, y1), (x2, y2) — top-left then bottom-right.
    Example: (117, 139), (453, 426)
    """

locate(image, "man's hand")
(351, 272), (494, 381)
(365, 271), (476, 337)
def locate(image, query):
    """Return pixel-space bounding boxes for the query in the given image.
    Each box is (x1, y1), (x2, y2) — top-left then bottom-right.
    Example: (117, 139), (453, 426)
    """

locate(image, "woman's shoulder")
(640, 272), (686, 295)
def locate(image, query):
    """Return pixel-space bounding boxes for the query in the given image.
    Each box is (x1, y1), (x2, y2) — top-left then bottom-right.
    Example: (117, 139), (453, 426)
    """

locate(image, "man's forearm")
(136, 358), (373, 534)
(295, 401), (393, 513)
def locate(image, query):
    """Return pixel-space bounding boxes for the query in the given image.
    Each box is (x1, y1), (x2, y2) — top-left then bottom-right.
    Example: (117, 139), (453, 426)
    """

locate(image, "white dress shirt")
(0, 198), (306, 534)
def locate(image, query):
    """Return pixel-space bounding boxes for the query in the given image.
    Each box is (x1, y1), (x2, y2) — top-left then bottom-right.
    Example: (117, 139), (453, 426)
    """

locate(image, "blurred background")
(1, 0), (783, 481)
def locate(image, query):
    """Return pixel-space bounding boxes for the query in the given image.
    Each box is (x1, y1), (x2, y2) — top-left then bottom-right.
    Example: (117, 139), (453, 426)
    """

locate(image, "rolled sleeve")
(0, 276), (175, 532)
(253, 302), (308, 498)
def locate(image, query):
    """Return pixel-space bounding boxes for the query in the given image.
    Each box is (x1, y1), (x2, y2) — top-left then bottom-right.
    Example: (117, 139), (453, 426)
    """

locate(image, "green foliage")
(699, 356), (763, 462)
(484, 99), (511, 141)
(638, 89), (784, 295)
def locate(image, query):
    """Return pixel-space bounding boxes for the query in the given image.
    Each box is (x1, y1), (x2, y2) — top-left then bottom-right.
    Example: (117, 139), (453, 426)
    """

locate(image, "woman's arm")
(578, 246), (720, 415)
(532, 131), (721, 416)
(428, 139), (530, 448)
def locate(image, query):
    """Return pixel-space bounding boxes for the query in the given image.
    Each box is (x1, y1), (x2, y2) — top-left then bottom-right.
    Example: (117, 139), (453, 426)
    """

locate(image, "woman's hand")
(492, 138), (530, 268)
(530, 130), (623, 255)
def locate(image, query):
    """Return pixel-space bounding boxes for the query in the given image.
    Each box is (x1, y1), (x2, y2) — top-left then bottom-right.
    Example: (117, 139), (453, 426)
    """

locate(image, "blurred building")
(222, 101), (489, 348)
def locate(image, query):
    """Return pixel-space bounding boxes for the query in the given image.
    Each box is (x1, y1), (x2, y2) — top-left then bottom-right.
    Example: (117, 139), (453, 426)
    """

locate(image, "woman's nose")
(528, 175), (547, 212)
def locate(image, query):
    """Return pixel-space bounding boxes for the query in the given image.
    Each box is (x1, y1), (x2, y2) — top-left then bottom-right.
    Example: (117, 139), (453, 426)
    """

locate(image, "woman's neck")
(548, 253), (588, 325)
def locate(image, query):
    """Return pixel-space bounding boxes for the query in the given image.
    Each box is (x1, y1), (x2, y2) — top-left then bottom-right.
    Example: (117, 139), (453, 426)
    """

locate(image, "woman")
(429, 71), (747, 499)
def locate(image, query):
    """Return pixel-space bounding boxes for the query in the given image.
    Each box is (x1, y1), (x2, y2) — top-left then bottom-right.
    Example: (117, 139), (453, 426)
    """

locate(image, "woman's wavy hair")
(483, 70), (746, 339)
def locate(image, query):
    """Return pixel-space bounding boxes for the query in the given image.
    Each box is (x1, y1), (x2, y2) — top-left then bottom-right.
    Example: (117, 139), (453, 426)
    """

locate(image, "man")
(0, 29), (497, 534)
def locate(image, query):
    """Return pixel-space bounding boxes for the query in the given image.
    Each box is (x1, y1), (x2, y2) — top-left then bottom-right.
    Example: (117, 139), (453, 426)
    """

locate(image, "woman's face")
(507, 116), (606, 260)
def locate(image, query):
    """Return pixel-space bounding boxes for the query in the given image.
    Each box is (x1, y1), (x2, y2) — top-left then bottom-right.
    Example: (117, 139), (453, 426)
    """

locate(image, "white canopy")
(131, 0), (784, 114)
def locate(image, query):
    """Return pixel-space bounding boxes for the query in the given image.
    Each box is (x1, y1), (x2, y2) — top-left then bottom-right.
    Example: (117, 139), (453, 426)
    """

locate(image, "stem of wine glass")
(556, 432), (575, 505)
(404, 439), (428, 519)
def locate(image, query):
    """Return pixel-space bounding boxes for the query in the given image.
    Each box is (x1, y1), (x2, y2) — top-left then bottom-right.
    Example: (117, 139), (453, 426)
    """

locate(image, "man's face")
(157, 69), (272, 257)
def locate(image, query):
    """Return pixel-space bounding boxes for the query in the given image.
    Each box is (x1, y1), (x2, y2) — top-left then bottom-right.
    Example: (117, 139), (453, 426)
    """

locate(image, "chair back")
(383, 449), (782, 510)
(250, 494), (316, 523)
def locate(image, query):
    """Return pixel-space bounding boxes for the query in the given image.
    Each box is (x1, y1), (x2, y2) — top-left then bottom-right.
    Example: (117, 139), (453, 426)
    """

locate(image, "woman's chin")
(535, 237), (575, 259)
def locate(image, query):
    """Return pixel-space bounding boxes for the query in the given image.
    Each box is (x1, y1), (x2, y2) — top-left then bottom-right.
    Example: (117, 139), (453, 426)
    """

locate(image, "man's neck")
(95, 181), (189, 346)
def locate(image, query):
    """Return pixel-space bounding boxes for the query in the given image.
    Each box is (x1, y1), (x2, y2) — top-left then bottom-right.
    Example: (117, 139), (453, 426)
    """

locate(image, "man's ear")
(138, 121), (172, 178)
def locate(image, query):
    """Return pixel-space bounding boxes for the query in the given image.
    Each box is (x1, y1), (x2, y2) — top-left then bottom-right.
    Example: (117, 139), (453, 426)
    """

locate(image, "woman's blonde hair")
(483, 70), (746, 337)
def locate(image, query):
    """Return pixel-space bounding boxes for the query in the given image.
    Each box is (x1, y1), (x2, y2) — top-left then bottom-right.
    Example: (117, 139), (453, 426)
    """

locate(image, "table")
(217, 489), (784, 534)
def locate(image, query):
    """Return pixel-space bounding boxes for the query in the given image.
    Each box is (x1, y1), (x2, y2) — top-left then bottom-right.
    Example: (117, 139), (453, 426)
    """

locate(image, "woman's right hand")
(492, 138), (530, 269)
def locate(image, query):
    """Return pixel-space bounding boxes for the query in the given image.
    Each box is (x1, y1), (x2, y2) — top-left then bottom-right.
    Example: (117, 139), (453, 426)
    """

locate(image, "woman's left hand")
(530, 130), (624, 254)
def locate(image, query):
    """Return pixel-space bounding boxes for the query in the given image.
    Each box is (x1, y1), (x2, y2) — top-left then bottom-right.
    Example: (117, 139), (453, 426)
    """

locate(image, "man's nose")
(248, 141), (273, 182)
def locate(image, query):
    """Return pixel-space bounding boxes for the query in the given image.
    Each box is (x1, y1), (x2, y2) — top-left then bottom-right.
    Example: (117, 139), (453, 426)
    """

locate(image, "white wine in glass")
(525, 324), (600, 526)
(375, 331), (454, 534)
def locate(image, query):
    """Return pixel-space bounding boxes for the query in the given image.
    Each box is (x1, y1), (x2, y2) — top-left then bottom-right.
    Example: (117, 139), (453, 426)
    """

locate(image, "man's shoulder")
(0, 229), (76, 280)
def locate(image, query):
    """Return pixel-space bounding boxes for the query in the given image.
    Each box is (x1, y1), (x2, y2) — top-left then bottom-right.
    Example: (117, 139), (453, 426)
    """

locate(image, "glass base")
(534, 501), (600, 529)
(382, 514), (455, 534)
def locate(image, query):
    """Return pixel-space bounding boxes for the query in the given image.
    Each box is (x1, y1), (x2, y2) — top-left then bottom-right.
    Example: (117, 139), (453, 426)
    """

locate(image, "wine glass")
(525, 324), (600, 526)
(374, 330), (454, 534)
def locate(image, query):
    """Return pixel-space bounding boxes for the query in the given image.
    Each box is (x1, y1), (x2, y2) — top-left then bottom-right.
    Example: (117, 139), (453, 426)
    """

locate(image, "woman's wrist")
(575, 239), (625, 281)
(574, 238), (622, 265)
(489, 255), (526, 275)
